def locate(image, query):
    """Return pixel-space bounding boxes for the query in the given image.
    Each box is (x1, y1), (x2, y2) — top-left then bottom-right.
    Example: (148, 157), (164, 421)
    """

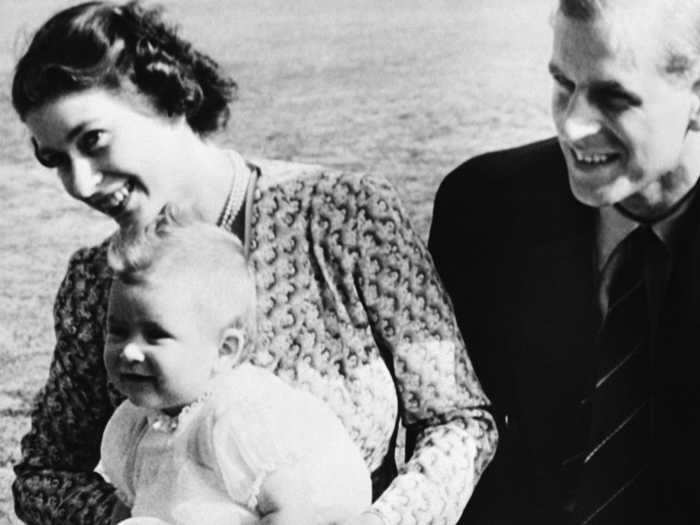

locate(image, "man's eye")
(552, 73), (575, 92)
(599, 93), (637, 112)
(78, 130), (108, 154)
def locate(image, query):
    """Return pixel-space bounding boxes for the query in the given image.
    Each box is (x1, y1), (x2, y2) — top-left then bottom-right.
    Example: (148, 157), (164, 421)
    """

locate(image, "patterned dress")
(13, 157), (497, 525)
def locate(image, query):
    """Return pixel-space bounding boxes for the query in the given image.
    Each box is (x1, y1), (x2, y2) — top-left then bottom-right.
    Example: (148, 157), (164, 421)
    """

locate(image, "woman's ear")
(216, 327), (246, 371)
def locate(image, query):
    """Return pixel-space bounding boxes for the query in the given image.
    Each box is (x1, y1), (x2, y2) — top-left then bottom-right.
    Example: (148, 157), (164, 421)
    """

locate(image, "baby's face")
(104, 277), (224, 415)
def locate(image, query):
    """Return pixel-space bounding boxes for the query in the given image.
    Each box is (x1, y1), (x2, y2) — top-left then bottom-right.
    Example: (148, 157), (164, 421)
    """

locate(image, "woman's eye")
(36, 151), (66, 168)
(32, 141), (66, 168)
(78, 130), (108, 154)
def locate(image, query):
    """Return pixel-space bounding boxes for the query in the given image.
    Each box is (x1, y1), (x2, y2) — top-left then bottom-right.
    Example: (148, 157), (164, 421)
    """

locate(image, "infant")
(100, 205), (371, 525)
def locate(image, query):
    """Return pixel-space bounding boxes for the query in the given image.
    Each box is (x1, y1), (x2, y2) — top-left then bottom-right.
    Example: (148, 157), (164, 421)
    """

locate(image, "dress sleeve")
(12, 244), (121, 525)
(347, 174), (498, 524)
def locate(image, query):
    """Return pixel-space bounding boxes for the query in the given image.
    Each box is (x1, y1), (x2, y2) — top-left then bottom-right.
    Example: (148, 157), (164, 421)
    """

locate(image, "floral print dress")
(13, 155), (497, 525)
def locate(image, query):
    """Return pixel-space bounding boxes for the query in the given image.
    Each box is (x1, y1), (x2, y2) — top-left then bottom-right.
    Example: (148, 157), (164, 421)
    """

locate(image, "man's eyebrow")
(548, 62), (564, 76)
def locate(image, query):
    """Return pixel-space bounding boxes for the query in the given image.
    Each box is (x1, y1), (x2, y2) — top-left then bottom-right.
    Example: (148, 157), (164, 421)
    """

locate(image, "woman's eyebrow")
(65, 122), (89, 143)
(32, 122), (91, 153)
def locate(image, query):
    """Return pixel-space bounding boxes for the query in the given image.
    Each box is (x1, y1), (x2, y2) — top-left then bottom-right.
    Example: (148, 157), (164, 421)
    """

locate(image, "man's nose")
(121, 342), (146, 363)
(560, 92), (603, 142)
(59, 156), (103, 199)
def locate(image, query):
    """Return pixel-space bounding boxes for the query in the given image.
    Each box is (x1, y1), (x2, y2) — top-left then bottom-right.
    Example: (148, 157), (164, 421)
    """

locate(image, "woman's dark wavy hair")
(12, 1), (237, 135)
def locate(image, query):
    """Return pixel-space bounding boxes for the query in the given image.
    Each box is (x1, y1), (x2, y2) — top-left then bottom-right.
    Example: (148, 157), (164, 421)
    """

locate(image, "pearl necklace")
(217, 152), (251, 232)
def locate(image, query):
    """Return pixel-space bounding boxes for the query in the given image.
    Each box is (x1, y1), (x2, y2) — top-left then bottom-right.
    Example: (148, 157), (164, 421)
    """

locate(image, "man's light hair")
(558, 0), (700, 78)
(108, 203), (256, 350)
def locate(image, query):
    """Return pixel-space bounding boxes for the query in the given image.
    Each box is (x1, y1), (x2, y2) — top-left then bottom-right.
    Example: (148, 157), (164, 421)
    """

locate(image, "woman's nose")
(121, 342), (146, 363)
(59, 156), (103, 199)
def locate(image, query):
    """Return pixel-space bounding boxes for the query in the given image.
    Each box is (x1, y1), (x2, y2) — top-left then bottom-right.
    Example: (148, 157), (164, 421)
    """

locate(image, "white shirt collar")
(596, 201), (687, 272)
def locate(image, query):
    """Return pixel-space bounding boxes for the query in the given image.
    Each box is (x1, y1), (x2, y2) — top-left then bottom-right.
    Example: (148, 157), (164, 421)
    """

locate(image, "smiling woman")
(23, 88), (228, 230)
(10, 1), (496, 524)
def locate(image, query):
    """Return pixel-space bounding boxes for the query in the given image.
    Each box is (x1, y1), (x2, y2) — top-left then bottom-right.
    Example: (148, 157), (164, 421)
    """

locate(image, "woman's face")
(25, 88), (195, 230)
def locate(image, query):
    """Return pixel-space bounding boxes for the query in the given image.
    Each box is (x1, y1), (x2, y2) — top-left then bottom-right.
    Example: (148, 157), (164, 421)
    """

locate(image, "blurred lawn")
(0, 0), (556, 521)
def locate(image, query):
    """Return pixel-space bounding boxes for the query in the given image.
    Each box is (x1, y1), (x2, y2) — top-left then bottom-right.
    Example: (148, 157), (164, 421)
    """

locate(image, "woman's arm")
(348, 174), (498, 524)
(12, 244), (121, 525)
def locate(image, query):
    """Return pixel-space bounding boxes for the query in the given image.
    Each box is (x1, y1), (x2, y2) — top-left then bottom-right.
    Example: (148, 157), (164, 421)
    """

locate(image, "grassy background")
(0, 0), (556, 522)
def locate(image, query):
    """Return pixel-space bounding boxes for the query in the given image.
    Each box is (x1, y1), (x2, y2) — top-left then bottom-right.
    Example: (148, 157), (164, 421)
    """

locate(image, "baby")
(100, 205), (371, 525)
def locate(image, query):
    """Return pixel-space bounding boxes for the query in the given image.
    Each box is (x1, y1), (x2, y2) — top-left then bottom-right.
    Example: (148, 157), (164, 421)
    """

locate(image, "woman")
(11, 2), (497, 524)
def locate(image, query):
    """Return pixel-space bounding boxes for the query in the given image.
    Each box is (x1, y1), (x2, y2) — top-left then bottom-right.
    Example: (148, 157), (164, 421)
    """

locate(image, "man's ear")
(216, 327), (246, 371)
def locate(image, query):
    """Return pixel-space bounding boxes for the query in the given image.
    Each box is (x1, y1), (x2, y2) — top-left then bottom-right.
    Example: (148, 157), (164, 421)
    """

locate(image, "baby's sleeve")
(100, 401), (148, 507)
(208, 380), (298, 513)
(208, 368), (371, 519)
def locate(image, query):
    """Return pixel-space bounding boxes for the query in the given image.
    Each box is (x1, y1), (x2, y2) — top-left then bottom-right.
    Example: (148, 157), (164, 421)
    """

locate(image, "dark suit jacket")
(428, 138), (700, 524)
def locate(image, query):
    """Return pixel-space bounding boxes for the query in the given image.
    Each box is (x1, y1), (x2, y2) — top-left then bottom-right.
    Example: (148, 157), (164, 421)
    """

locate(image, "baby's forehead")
(109, 270), (205, 301)
(108, 268), (250, 319)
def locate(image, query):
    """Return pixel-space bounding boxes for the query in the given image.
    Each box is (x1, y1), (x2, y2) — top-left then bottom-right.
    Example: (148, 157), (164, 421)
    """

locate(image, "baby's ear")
(216, 327), (246, 370)
(690, 77), (700, 131)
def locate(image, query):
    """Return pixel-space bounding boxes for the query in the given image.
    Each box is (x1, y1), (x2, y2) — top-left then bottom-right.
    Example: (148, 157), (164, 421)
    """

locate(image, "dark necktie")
(575, 226), (667, 525)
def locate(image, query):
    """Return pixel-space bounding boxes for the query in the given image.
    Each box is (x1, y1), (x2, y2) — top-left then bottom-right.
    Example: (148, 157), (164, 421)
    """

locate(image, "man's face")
(549, 9), (698, 215)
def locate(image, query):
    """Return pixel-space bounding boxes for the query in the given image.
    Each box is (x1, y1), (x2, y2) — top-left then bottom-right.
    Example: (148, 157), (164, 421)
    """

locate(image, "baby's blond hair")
(108, 203), (256, 353)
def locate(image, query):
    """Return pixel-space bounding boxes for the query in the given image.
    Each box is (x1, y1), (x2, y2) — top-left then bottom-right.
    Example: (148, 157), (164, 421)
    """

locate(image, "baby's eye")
(106, 324), (128, 340)
(142, 322), (172, 343)
(78, 130), (109, 154)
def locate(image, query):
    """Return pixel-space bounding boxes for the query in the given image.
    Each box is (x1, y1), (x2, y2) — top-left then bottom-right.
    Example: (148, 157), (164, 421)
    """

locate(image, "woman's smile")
(87, 179), (136, 219)
(24, 88), (199, 230)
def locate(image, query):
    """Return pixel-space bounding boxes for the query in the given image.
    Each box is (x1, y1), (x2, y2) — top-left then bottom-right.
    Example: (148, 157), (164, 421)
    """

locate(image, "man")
(429, 0), (700, 523)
